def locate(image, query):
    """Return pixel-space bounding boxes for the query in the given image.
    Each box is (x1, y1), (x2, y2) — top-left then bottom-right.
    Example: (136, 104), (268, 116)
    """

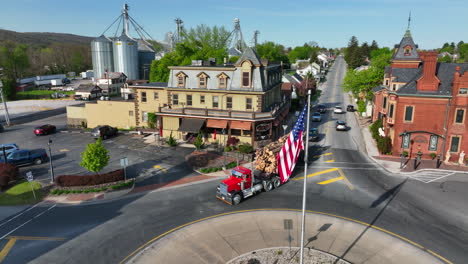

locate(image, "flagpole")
(299, 89), (312, 264)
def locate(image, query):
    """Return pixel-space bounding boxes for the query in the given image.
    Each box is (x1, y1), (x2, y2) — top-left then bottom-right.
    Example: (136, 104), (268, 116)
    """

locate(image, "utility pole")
(0, 80), (11, 126)
(48, 138), (55, 183)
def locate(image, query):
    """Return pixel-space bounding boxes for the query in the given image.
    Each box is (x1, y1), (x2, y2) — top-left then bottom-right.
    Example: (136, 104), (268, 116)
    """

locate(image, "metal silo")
(91, 35), (114, 79)
(113, 33), (139, 80)
(138, 40), (155, 80)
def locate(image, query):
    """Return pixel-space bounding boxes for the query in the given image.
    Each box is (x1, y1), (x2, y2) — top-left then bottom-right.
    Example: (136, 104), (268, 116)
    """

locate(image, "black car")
(347, 105), (355, 112)
(309, 128), (319, 141)
(91, 125), (118, 139)
(317, 104), (326, 113)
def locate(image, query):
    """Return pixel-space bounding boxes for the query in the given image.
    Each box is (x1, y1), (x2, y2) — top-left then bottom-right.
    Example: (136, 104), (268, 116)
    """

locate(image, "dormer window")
(242, 72), (250, 87)
(216, 72), (229, 89)
(176, 71), (187, 88)
(197, 72), (209, 88)
(404, 45), (412, 56)
(240, 60), (252, 88)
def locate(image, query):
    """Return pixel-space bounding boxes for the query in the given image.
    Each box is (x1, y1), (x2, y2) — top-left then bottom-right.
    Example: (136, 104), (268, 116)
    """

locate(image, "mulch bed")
(186, 151), (237, 169)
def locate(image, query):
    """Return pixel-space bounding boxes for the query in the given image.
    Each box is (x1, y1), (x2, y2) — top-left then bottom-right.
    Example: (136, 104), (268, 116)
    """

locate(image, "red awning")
(230, 121), (251, 130)
(206, 119), (228, 129)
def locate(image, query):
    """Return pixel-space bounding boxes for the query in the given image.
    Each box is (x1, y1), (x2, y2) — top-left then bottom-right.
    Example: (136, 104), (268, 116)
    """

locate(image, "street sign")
(282, 125), (288, 131)
(26, 171), (33, 182)
(120, 157), (129, 167)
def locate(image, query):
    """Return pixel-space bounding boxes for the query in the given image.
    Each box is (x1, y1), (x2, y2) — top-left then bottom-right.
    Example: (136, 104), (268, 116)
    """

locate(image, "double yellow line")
(293, 167), (354, 190)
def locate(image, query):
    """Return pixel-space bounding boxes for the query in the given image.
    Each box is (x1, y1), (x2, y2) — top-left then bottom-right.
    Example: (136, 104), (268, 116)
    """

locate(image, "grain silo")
(138, 40), (155, 80)
(91, 35), (114, 79)
(113, 32), (139, 80)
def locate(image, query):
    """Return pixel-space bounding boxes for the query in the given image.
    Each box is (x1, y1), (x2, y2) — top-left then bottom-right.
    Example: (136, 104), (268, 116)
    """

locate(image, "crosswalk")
(406, 170), (456, 183)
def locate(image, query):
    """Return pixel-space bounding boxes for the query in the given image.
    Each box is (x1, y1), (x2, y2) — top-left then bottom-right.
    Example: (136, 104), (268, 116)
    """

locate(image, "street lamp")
(400, 130), (409, 169)
(48, 138), (55, 183)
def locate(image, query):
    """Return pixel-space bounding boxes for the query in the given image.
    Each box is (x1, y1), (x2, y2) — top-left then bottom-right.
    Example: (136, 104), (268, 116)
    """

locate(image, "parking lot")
(0, 114), (195, 186)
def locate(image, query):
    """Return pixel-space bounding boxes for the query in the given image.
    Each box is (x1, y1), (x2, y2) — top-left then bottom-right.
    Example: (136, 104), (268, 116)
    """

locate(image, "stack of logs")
(255, 135), (288, 173)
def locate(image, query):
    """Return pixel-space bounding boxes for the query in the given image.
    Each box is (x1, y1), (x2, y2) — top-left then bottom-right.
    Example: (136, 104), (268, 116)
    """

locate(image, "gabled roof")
(235, 47), (262, 66)
(292, 73), (304, 82)
(76, 84), (101, 92)
(283, 74), (298, 84)
(397, 63), (468, 96)
(392, 29), (420, 61)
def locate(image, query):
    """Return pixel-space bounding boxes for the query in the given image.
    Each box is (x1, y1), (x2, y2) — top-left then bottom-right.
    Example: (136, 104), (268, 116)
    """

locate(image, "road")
(1, 56), (468, 264)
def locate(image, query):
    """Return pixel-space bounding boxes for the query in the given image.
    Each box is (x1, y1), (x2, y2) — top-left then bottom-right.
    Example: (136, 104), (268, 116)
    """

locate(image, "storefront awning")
(206, 119), (228, 129)
(178, 118), (205, 133)
(230, 121), (251, 130)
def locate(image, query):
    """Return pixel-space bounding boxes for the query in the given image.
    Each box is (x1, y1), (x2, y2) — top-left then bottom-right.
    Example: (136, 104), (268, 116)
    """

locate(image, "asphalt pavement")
(1, 56), (467, 264)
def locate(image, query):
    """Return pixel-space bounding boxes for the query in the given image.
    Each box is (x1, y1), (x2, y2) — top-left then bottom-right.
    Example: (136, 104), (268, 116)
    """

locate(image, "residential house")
(372, 27), (468, 164)
(96, 72), (127, 96)
(74, 84), (102, 100)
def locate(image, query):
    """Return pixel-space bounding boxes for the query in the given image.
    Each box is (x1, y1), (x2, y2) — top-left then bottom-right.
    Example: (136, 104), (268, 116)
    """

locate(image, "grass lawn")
(0, 180), (44, 206)
(16, 90), (75, 100)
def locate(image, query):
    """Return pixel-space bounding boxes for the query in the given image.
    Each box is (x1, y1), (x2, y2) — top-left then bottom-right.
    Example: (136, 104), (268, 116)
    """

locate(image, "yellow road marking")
(59, 149), (69, 152)
(119, 208), (453, 264)
(324, 159), (335, 163)
(153, 165), (167, 173)
(293, 168), (338, 181)
(7, 236), (65, 241)
(313, 152), (332, 158)
(318, 176), (344, 185)
(0, 238), (17, 262)
(338, 168), (354, 190)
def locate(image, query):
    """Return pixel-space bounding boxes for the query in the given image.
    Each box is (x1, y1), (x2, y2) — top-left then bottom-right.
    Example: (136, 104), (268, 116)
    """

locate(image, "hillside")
(0, 29), (94, 47)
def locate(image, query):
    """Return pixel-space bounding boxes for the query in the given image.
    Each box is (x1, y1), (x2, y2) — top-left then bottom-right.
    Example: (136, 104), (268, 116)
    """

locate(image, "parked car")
(309, 128), (319, 142)
(74, 94), (83, 101)
(334, 106), (344, 114)
(91, 125), (118, 139)
(317, 104), (327, 113)
(0, 149), (48, 166)
(0, 143), (20, 155)
(312, 112), (322, 122)
(347, 105), (355, 112)
(34, 124), (56, 136)
(336, 120), (347, 131)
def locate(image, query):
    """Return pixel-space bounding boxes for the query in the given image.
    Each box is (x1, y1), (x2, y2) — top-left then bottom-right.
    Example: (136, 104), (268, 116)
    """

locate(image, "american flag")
(277, 103), (307, 183)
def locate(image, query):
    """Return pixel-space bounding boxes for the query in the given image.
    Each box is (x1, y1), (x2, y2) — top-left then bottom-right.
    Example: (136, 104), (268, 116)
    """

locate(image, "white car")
(334, 106), (344, 114)
(336, 120), (347, 131)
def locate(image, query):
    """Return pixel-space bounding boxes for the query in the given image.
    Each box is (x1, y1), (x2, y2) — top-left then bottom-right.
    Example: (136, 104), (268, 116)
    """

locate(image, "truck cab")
(216, 166), (281, 205)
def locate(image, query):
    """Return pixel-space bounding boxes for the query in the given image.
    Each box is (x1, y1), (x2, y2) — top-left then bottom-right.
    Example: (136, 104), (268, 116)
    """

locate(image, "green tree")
(193, 132), (204, 150)
(457, 43), (468, 62)
(70, 51), (84, 73)
(147, 112), (157, 129)
(438, 55), (452, 63)
(370, 40), (379, 52)
(0, 41), (30, 80)
(360, 42), (370, 59)
(229, 56), (240, 63)
(80, 138), (110, 173)
(256, 41), (289, 63)
(344, 36), (365, 69)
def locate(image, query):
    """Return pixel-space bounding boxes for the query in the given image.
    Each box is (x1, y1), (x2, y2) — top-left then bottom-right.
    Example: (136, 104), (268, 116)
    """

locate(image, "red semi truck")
(216, 166), (284, 205)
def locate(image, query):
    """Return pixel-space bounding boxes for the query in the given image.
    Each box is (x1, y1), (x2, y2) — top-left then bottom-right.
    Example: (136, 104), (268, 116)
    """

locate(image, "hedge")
(55, 169), (124, 187)
(0, 163), (19, 188)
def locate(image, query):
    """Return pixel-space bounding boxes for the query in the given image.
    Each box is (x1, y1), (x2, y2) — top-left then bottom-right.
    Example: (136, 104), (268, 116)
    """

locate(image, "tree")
(457, 43), (468, 62)
(0, 78), (16, 100)
(80, 138), (110, 173)
(438, 55), (452, 63)
(457, 41), (465, 51)
(193, 132), (204, 150)
(370, 40), (379, 52)
(147, 112), (157, 129)
(344, 36), (365, 69)
(360, 42), (370, 60)
(256, 41), (289, 63)
(0, 41), (30, 80)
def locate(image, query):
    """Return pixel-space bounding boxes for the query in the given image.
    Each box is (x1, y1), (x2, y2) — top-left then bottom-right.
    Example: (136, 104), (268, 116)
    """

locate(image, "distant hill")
(0, 29), (94, 47)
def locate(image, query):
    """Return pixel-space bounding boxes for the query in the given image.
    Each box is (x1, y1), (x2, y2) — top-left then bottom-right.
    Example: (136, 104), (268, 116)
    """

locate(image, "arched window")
(241, 60), (252, 88)
(404, 45), (412, 56)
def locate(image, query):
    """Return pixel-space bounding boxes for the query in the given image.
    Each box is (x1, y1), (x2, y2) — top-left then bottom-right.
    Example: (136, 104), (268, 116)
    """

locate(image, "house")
(95, 72), (127, 96)
(74, 84), (102, 100)
(67, 47), (289, 148)
(371, 27), (468, 164)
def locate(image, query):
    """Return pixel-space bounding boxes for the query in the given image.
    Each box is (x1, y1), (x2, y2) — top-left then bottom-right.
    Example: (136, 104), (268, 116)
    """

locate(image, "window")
(450, 136), (461, 152)
(392, 84), (397, 90)
(154, 92), (159, 100)
(404, 45), (412, 56)
(213, 96), (219, 108)
(231, 129), (242, 136)
(429, 135), (438, 151)
(459, 88), (468, 94)
(455, 109), (465, 123)
(200, 95), (205, 104)
(383, 96), (387, 109)
(246, 98), (252, 110)
(187, 94), (192, 106)
(385, 80), (389, 86)
(129, 110), (134, 116)
(199, 77), (206, 88)
(173, 94), (179, 105)
(226, 97), (232, 109)
(142, 111), (148, 122)
(242, 72), (250, 87)
(389, 104), (394, 118)
(404, 106), (413, 122)
(219, 77), (226, 88)
(177, 76), (184, 87)
(141, 92), (147, 102)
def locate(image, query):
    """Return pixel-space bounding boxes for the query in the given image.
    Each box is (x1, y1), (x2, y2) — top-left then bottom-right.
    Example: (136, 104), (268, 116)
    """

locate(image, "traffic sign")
(26, 171), (33, 182)
(120, 157), (129, 167)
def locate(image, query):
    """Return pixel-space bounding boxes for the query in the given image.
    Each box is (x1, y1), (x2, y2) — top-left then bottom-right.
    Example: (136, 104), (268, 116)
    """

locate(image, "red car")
(34, 124), (56, 136)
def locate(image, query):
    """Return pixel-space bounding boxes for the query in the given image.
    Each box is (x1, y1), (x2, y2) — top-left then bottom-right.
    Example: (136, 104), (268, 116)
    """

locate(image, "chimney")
(417, 51), (440, 92)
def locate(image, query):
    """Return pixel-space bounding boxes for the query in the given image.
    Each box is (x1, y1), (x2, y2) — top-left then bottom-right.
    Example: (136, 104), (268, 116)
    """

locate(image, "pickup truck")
(0, 149), (48, 166)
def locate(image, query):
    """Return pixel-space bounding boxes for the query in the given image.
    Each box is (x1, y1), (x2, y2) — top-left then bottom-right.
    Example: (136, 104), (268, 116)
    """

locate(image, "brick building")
(372, 28), (468, 163)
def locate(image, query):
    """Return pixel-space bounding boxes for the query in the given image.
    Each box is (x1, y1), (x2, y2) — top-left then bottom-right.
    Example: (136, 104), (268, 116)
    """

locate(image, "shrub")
(0, 163), (19, 188)
(224, 146), (232, 152)
(227, 137), (240, 147)
(369, 119), (383, 140)
(377, 136), (392, 154)
(167, 131), (178, 146)
(55, 169), (124, 187)
(193, 132), (205, 150)
(402, 150), (409, 157)
(147, 113), (157, 129)
(238, 144), (254, 154)
(430, 153), (437, 160)
(80, 138), (110, 173)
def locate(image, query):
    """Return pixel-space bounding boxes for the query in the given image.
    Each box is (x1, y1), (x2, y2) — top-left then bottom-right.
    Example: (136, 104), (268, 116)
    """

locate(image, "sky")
(1, 0), (467, 49)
